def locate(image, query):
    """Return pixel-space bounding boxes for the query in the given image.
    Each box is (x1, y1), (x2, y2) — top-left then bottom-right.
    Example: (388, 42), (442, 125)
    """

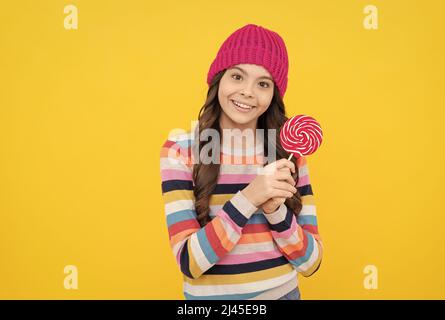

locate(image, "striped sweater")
(160, 130), (323, 300)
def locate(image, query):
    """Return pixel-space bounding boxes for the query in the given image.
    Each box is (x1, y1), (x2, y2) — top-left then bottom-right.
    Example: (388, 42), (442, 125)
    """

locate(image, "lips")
(231, 99), (255, 113)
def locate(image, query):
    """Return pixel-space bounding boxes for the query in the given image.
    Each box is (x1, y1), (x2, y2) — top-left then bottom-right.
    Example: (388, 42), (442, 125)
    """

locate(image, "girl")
(160, 24), (323, 300)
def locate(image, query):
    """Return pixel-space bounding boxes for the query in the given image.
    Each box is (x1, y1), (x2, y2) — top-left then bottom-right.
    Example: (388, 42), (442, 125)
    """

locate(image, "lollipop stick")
(287, 154), (293, 161)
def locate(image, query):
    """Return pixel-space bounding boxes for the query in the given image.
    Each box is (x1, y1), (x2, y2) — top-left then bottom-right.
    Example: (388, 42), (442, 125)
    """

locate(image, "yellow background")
(1, 0), (444, 299)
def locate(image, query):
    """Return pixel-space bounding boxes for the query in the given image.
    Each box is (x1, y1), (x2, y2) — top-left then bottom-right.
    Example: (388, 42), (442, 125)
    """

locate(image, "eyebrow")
(229, 66), (273, 82)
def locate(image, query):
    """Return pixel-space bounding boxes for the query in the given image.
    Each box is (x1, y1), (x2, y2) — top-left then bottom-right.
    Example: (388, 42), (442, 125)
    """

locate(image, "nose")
(240, 84), (254, 98)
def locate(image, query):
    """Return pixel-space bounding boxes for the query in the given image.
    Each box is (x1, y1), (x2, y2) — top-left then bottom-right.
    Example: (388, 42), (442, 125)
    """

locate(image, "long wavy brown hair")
(192, 69), (303, 227)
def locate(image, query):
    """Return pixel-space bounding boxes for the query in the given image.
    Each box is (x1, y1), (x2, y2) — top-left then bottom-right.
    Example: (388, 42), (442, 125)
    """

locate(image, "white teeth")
(232, 100), (253, 109)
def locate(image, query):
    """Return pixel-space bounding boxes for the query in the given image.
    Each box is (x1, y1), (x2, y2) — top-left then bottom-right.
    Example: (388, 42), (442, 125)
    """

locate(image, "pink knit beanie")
(207, 24), (289, 98)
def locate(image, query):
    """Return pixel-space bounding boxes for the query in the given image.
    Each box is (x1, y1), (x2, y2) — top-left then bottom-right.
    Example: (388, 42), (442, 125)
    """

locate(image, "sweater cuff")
(263, 203), (288, 225)
(231, 191), (259, 218)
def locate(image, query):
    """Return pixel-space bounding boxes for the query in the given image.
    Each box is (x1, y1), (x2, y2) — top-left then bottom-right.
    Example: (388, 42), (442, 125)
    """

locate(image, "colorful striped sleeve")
(263, 156), (323, 277)
(160, 139), (258, 279)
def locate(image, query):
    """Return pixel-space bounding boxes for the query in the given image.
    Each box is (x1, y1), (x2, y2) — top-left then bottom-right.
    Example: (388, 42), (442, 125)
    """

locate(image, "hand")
(262, 197), (285, 214)
(261, 167), (295, 214)
(241, 159), (297, 207)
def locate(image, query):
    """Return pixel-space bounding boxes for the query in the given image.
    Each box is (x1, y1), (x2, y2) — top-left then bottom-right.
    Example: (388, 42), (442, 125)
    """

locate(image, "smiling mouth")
(231, 99), (256, 112)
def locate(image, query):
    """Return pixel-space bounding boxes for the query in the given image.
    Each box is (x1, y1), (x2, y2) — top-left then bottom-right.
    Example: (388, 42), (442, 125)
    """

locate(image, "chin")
(228, 114), (253, 125)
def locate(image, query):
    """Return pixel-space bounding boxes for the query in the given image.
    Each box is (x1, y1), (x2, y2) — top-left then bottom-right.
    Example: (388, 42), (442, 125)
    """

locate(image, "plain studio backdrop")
(0, 0), (444, 299)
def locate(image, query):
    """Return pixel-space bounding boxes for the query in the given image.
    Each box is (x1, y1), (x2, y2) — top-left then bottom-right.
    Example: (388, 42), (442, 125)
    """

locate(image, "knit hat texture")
(207, 24), (289, 98)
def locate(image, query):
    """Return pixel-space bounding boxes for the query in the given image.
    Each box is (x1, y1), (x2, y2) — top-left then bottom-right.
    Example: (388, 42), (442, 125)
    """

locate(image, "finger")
(275, 159), (296, 173)
(272, 189), (294, 199)
(273, 180), (297, 194)
(275, 171), (296, 186)
(270, 197), (286, 206)
(278, 167), (291, 175)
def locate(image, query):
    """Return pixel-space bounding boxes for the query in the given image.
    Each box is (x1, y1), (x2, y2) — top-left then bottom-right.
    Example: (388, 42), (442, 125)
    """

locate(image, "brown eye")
(231, 74), (242, 80)
(259, 81), (270, 88)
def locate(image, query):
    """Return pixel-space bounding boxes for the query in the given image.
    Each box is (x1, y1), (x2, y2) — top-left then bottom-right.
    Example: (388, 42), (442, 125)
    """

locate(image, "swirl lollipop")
(280, 115), (323, 160)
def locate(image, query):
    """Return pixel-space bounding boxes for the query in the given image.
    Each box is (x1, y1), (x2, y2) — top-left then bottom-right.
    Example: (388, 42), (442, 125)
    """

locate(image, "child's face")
(218, 63), (274, 130)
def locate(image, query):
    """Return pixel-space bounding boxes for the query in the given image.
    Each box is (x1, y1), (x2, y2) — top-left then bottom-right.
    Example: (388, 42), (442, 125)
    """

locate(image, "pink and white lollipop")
(280, 115), (323, 160)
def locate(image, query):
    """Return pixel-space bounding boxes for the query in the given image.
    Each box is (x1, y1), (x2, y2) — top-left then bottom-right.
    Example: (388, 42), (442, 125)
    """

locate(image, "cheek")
(220, 82), (237, 97)
(257, 94), (274, 110)
(218, 89), (230, 110)
(218, 84), (236, 106)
